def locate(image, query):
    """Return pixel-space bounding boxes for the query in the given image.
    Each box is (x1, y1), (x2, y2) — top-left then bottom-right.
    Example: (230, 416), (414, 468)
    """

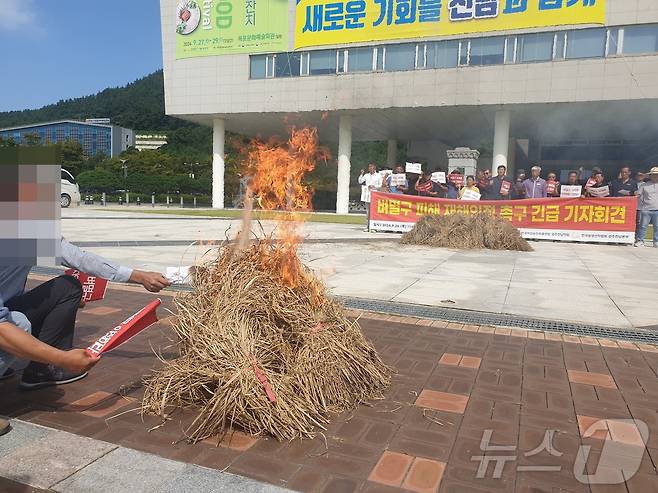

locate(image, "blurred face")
(394, 166), (404, 174)
(651, 173), (658, 183)
(620, 167), (631, 180)
(568, 172), (579, 184)
(368, 163), (376, 174)
(531, 168), (541, 179)
(466, 176), (475, 187)
(594, 173), (605, 185)
(548, 173), (557, 181)
(517, 173), (526, 182)
(497, 166), (506, 177)
(483, 170), (491, 179)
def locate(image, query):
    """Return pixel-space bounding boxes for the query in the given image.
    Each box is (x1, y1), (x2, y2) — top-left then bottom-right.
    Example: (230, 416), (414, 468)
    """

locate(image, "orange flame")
(244, 127), (330, 289)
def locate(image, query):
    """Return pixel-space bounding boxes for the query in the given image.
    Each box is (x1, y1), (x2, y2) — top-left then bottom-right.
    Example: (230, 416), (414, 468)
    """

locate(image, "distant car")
(61, 169), (81, 208)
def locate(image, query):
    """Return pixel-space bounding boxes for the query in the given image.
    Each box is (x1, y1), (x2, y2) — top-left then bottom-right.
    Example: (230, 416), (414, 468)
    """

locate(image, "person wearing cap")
(522, 166), (547, 199)
(635, 167), (658, 247)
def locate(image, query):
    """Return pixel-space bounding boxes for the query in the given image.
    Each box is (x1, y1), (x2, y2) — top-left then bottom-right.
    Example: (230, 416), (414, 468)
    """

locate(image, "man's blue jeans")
(636, 210), (658, 244)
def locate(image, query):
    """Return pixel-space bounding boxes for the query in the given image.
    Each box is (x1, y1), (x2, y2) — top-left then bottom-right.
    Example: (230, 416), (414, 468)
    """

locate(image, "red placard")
(547, 181), (557, 195)
(448, 174), (464, 186)
(85, 299), (161, 357)
(500, 181), (511, 195)
(368, 192), (638, 244)
(586, 177), (597, 188)
(65, 269), (108, 302)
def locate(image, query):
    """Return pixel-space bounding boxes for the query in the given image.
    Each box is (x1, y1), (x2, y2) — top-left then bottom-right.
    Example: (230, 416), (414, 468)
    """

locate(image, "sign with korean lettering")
(64, 269), (108, 302)
(369, 192), (637, 244)
(295, 0), (605, 48)
(175, 0), (288, 58)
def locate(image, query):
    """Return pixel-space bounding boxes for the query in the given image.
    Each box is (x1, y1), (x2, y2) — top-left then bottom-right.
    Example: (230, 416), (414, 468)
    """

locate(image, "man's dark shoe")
(0, 418), (10, 436)
(0, 368), (16, 381)
(19, 364), (88, 390)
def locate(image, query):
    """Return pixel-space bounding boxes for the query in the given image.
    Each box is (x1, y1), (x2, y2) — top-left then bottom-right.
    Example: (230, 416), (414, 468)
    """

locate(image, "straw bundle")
(141, 240), (391, 441)
(401, 213), (533, 251)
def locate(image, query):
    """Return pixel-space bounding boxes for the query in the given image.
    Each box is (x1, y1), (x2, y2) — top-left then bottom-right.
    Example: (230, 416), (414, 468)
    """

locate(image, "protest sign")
(586, 177), (597, 188)
(547, 181), (558, 195)
(560, 185), (583, 198)
(85, 299), (161, 357)
(165, 266), (192, 284)
(461, 189), (482, 201)
(405, 162), (422, 174)
(390, 173), (407, 186)
(500, 181), (511, 196)
(431, 172), (446, 184)
(379, 169), (392, 177)
(448, 174), (464, 186)
(64, 269), (108, 302)
(588, 185), (610, 197)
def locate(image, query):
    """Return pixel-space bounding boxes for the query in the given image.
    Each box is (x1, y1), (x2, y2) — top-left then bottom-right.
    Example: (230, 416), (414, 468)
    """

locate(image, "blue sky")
(0, 0), (163, 112)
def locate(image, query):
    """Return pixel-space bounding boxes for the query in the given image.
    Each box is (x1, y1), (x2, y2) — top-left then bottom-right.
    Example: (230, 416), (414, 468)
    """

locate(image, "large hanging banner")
(175, 0), (289, 58)
(369, 192), (637, 244)
(295, 0), (606, 49)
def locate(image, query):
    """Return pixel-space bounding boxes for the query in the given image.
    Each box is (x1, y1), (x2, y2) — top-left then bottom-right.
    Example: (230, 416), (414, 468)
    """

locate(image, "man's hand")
(129, 270), (171, 292)
(59, 349), (101, 373)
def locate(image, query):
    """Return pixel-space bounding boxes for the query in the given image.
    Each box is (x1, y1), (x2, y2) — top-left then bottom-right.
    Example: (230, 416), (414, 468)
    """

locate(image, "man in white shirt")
(635, 167), (658, 247)
(358, 163), (383, 231)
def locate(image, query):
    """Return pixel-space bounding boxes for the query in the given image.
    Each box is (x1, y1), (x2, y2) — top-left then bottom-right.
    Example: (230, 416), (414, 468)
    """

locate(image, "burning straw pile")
(401, 213), (533, 251)
(141, 128), (391, 442)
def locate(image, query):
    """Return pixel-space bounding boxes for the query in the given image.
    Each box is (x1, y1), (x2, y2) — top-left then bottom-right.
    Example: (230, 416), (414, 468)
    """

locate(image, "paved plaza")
(2, 281), (658, 492)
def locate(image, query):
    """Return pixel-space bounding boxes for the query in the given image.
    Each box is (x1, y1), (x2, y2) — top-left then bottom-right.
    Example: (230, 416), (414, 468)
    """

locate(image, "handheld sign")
(390, 173), (407, 186)
(461, 189), (482, 201)
(560, 185), (583, 198)
(405, 162), (422, 174)
(585, 177), (597, 188)
(546, 181), (557, 195)
(431, 172), (446, 184)
(64, 269), (108, 302)
(588, 185), (610, 197)
(500, 181), (511, 195)
(165, 266), (191, 285)
(85, 298), (161, 357)
(448, 174), (464, 186)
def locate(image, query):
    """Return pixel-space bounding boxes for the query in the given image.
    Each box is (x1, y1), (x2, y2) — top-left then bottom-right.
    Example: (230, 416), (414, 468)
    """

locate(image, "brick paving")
(2, 281), (658, 492)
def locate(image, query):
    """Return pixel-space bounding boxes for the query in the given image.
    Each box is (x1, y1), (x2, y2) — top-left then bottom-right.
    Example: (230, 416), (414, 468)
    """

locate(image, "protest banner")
(64, 269), (108, 302)
(588, 185), (610, 197)
(560, 185), (583, 198)
(369, 192), (638, 244)
(405, 162), (422, 174)
(448, 174), (464, 186)
(461, 189), (482, 201)
(431, 172), (446, 184)
(85, 299), (161, 357)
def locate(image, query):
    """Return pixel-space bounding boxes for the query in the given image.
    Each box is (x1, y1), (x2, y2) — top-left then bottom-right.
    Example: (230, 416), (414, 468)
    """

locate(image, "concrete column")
(386, 139), (397, 167)
(336, 115), (352, 215)
(212, 118), (225, 209)
(492, 110), (511, 173)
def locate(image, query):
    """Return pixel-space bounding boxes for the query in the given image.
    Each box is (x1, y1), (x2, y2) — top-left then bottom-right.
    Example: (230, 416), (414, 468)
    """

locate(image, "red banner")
(64, 269), (108, 302)
(369, 192), (638, 244)
(85, 299), (161, 357)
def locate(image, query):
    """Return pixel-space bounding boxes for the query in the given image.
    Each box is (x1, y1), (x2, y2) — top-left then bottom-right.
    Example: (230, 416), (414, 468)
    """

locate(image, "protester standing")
(386, 165), (409, 194)
(511, 169), (527, 200)
(610, 166), (638, 197)
(477, 169), (492, 200)
(546, 172), (560, 198)
(415, 171), (440, 197)
(358, 163), (383, 231)
(489, 165), (512, 200)
(523, 166), (548, 199)
(635, 167), (658, 248)
(585, 171), (610, 197)
(459, 176), (481, 200)
(446, 170), (462, 199)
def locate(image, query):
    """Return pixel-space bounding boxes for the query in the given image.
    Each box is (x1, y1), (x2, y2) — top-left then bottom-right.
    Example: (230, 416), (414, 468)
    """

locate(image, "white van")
(61, 168), (81, 208)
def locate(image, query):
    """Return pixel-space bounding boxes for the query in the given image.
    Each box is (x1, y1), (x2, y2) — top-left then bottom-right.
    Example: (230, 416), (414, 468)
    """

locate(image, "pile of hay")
(141, 240), (391, 442)
(401, 213), (533, 251)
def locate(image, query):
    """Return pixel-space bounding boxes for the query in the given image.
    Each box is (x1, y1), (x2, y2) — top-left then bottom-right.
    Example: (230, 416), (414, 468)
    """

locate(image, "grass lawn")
(104, 208), (367, 225)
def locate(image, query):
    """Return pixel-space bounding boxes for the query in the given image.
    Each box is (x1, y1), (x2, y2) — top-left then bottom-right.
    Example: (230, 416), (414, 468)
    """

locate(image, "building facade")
(160, 0), (658, 212)
(0, 120), (135, 158)
(135, 133), (169, 151)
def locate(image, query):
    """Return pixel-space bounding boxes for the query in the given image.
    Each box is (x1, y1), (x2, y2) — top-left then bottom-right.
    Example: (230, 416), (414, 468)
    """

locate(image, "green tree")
(57, 140), (85, 175)
(77, 169), (121, 192)
(22, 132), (41, 146)
(0, 136), (17, 147)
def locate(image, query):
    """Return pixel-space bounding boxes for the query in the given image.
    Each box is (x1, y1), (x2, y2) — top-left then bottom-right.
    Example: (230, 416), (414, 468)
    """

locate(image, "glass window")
(504, 37), (516, 63)
(337, 50), (346, 73)
(459, 41), (470, 66)
(384, 44), (416, 71)
(469, 37), (505, 65)
(518, 32), (554, 63)
(426, 40), (459, 68)
(607, 27), (620, 56)
(309, 50), (336, 75)
(275, 53), (302, 77)
(375, 47), (384, 70)
(623, 24), (658, 55)
(566, 28), (606, 59)
(347, 47), (374, 72)
(250, 55), (266, 79)
(554, 32), (566, 59)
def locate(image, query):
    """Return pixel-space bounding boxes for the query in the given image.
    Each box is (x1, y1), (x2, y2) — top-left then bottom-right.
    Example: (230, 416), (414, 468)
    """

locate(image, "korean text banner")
(369, 192), (636, 244)
(175, 0), (288, 58)
(295, 0), (606, 49)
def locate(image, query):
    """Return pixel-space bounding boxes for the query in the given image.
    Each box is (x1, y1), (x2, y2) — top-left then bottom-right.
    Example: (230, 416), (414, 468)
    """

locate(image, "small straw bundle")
(401, 213), (533, 251)
(141, 239), (391, 442)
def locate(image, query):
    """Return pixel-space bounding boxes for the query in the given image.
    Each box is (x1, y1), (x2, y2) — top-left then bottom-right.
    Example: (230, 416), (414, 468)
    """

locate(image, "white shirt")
(358, 172), (383, 203)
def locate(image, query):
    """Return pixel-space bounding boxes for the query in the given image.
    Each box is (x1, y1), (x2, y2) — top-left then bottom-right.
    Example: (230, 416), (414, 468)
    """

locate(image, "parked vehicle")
(61, 169), (81, 208)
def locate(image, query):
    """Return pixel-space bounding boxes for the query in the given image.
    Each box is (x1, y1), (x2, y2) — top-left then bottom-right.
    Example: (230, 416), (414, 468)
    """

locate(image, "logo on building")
(176, 0), (201, 35)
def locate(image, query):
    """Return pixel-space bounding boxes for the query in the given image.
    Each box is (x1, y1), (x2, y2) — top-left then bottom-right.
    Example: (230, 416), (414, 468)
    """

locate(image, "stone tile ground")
(2, 282), (658, 492)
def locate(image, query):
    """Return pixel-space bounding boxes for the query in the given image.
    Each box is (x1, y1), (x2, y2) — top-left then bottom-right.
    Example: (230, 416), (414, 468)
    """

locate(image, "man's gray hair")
(531, 165), (542, 172)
